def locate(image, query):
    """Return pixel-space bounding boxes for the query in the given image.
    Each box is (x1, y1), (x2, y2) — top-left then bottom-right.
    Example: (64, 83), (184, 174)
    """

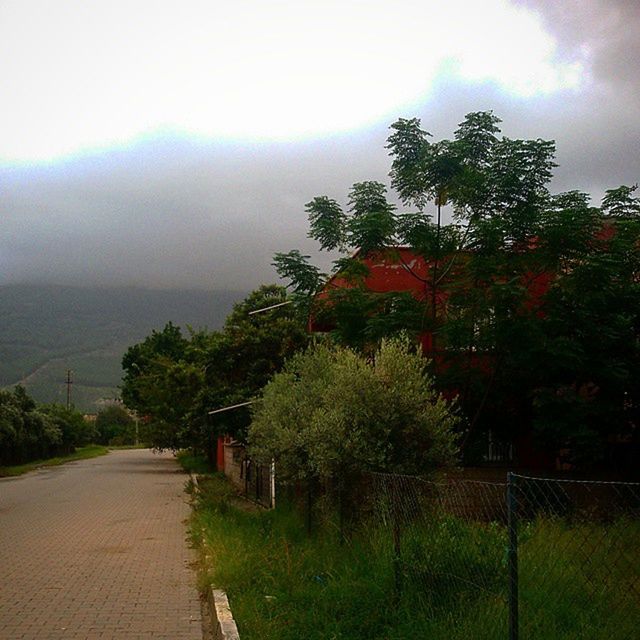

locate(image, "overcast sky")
(1, 0), (638, 291)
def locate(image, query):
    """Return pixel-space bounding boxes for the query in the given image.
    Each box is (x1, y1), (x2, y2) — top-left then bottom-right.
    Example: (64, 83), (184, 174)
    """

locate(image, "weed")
(190, 476), (639, 640)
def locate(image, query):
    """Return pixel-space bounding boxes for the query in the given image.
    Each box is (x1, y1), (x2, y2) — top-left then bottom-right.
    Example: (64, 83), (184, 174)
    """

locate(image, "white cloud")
(0, 0), (584, 163)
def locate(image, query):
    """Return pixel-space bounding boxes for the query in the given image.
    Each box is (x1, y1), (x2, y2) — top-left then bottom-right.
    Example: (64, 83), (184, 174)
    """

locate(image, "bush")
(95, 405), (138, 445)
(41, 404), (96, 451)
(248, 337), (459, 482)
(0, 386), (93, 465)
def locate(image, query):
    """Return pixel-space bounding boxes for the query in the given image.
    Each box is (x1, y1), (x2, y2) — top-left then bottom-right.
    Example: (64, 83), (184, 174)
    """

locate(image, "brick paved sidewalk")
(0, 449), (202, 639)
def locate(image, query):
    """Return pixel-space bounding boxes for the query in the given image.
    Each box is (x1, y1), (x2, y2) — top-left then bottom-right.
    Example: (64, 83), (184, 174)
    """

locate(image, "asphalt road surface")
(0, 449), (202, 639)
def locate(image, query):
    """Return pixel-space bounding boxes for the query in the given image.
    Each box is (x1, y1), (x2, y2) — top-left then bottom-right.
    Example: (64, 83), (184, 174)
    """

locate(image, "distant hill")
(0, 285), (245, 411)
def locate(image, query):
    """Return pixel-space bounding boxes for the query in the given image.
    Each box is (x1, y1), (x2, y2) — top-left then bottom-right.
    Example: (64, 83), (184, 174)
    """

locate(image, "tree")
(41, 403), (95, 451)
(120, 285), (308, 453)
(248, 337), (458, 482)
(184, 284), (309, 456)
(272, 112), (640, 466)
(120, 321), (200, 450)
(275, 111), (557, 342)
(0, 387), (92, 466)
(121, 321), (188, 416)
(95, 405), (137, 445)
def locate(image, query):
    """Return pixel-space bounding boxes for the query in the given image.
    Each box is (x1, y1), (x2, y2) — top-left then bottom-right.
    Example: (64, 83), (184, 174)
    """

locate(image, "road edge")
(189, 473), (242, 640)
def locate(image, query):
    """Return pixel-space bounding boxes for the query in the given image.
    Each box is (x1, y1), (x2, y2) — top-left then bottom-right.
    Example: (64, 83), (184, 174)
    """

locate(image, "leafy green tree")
(529, 204), (640, 461)
(185, 285), (309, 454)
(95, 405), (137, 445)
(121, 321), (188, 415)
(41, 403), (95, 451)
(248, 338), (458, 482)
(121, 285), (308, 453)
(601, 184), (640, 218)
(272, 111), (640, 466)
(0, 387), (85, 465)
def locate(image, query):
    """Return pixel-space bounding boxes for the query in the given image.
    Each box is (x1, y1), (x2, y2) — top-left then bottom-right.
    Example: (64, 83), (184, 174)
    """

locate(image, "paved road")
(0, 449), (203, 639)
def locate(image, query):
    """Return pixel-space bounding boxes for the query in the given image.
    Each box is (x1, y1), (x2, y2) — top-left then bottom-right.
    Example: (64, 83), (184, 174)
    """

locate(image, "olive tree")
(248, 337), (458, 482)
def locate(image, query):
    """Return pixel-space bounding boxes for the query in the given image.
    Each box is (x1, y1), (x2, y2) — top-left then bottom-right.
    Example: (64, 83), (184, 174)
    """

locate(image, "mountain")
(0, 284), (245, 411)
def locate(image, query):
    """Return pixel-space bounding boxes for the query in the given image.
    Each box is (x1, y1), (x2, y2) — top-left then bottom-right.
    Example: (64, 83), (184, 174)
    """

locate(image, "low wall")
(223, 442), (245, 491)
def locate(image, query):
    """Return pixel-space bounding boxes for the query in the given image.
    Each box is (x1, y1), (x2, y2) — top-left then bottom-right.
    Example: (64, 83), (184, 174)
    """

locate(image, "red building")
(308, 246), (561, 470)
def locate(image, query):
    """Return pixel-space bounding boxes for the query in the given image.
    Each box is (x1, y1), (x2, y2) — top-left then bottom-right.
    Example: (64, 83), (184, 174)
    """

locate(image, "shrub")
(95, 405), (137, 445)
(248, 337), (459, 482)
(41, 404), (96, 451)
(0, 387), (91, 465)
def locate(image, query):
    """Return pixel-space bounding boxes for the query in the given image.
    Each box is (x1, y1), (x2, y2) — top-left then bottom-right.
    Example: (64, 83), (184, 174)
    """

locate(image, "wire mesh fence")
(510, 474), (640, 640)
(280, 471), (640, 639)
(362, 473), (511, 638)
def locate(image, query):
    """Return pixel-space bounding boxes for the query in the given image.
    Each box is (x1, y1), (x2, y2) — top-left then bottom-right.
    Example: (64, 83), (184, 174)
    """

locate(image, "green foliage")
(272, 111), (640, 465)
(95, 404), (137, 445)
(345, 182), (397, 253)
(528, 215), (640, 459)
(191, 475), (639, 640)
(387, 116), (434, 209)
(248, 338), (458, 481)
(602, 184), (640, 218)
(272, 251), (324, 295)
(41, 403), (96, 448)
(0, 385), (93, 466)
(175, 450), (215, 475)
(121, 285), (308, 453)
(306, 196), (346, 251)
(121, 322), (197, 449)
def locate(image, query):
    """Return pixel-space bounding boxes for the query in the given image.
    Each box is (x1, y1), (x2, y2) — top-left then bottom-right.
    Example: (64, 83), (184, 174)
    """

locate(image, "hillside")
(0, 285), (245, 411)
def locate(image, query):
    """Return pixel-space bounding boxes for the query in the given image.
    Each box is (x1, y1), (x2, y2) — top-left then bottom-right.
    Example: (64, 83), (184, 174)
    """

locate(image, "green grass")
(0, 445), (109, 477)
(190, 476), (640, 640)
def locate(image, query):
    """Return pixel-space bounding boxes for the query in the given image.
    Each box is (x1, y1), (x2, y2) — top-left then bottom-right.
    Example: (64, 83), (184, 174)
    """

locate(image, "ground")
(0, 448), (203, 640)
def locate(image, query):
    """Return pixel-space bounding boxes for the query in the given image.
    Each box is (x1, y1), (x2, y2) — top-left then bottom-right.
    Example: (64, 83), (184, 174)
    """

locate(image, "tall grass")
(517, 517), (640, 640)
(191, 476), (639, 640)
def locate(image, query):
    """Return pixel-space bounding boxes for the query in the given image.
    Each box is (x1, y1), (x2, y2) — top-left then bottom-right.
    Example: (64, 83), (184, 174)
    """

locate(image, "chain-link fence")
(282, 471), (639, 639)
(360, 473), (511, 638)
(509, 474), (640, 640)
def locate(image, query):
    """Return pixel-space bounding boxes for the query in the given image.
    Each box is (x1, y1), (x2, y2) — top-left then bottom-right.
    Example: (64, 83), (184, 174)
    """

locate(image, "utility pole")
(65, 369), (73, 410)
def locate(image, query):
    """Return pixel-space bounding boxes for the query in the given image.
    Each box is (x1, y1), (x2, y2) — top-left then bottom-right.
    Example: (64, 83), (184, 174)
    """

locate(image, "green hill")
(0, 285), (244, 411)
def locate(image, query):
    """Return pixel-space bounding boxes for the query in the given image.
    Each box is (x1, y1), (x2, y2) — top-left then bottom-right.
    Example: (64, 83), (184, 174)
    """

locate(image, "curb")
(208, 587), (241, 640)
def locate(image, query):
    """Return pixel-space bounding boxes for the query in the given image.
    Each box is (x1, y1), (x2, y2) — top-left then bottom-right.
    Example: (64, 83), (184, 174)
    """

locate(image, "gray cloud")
(2, 0), (639, 291)
(516, 1), (640, 91)
(1, 133), (389, 290)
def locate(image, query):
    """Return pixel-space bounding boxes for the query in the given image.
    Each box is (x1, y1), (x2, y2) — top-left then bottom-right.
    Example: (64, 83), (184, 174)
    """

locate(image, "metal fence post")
(391, 475), (403, 599)
(270, 460), (276, 509)
(507, 472), (519, 640)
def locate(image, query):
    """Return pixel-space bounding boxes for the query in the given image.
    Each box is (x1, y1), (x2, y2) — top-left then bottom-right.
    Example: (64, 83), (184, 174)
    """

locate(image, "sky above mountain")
(1, 0), (638, 290)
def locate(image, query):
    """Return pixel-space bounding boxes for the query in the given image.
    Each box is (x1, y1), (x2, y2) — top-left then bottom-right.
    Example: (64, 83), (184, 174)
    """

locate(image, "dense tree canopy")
(0, 386), (93, 466)
(121, 285), (308, 452)
(95, 405), (138, 446)
(273, 112), (640, 466)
